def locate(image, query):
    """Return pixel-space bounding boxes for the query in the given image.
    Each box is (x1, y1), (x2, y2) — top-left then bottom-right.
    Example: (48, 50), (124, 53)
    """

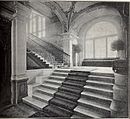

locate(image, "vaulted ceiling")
(21, 1), (128, 32)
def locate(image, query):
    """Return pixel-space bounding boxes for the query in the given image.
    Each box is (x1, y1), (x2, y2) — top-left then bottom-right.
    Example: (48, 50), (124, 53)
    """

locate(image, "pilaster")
(11, 2), (31, 104)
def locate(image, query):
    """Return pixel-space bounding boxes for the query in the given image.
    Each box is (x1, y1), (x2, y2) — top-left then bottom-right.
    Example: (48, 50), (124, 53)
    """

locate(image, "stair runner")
(30, 70), (90, 117)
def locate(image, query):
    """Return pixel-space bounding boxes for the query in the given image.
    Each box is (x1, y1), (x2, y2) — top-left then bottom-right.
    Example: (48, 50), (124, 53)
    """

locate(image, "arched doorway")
(85, 21), (118, 59)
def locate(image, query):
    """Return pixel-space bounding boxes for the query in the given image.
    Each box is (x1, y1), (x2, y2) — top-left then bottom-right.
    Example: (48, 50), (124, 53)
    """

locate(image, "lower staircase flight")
(29, 70), (90, 117)
(23, 68), (114, 118)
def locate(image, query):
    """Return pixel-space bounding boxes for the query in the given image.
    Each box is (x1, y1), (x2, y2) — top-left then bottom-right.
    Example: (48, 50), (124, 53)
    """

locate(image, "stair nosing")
(84, 85), (113, 93)
(86, 80), (114, 85)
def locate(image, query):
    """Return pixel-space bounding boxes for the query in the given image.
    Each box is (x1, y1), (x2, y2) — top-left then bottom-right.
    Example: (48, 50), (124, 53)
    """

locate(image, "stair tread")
(86, 80), (113, 85)
(36, 87), (56, 95)
(41, 83), (59, 89)
(50, 97), (76, 110)
(84, 85), (113, 92)
(45, 79), (63, 84)
(81, 91), (112, 101)
(55, 69), (71, 72)
(52, 72), (68, 75)
(89, 75), (114, 79)
(23, 96), (48, 110)
(33, 92), (52, 102)
(90, 72), (114, 77)
(63, 81), (84, 87)
(44, 104), (72, 117)
(55, 91), (79, 101)
(74, 105), (103, 118)
(49, 75), (66, 80)
(78, 98), (110, 111)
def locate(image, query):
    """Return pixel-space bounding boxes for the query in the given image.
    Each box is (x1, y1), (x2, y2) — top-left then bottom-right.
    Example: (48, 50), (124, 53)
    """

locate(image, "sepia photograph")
(0, 0), (129, 118)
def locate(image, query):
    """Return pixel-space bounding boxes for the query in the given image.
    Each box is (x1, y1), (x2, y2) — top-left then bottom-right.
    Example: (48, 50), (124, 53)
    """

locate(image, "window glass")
(85, 40), (93, 58)
(85, 21), (118, 59)
(95, 38), (106, 58)
(107, 36), (118, 57)
(27, 10), (46, 38)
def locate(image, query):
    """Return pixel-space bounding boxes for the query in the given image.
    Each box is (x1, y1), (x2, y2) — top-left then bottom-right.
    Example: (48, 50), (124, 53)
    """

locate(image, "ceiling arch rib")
(70, 5), (122, 35)
(41, 1), (68, 32)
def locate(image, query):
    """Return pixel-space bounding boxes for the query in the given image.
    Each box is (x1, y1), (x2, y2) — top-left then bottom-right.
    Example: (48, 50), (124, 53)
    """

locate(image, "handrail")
(27, 39), (56, 65)
(27, 34), (70, 65)
(29, 33), (70, 57)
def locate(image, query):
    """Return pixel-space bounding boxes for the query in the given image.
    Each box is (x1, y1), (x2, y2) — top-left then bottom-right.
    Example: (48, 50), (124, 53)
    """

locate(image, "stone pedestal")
(110, 60), (128, 117)
(11, 2), (31, 104)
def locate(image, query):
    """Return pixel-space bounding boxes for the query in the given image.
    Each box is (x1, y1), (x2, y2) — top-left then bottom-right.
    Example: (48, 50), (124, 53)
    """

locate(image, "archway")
(70, 5), (124, 64)
(85, 21), (118, 59)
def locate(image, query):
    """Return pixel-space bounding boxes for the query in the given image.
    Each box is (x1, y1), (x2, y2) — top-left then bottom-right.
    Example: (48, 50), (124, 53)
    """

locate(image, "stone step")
(86, 80), (113, 90)
(74, 105), (104, 118)
(43, 104), (72, 117)
(69, 71), (90, 77)
(90, 72), (114, 77)
(84, 85), (113, 93)
(84, 85), (113, 99)
(63, 80), (85, 88)
(41, 83), (60, 90)
(35, 86), (56, 96)
(32, 92), (52, 103)
(80, 93), (111, 108)
(66, 76), (87, 82)
(52, 71), (69, 76)
(88, 75), (114, 83)
(59, 85), (82, 95)
(78, 98), (111, 115)
(22, 96), (48, 110)
(45, 79), (63, 85)
(81, 91), (112, 102)
(54, 69), (71, 73)
(55, 91), (79, 102)
(50, 97), (76, 110)
(71, 111), (92, 118)
(49, 75), (66, 81)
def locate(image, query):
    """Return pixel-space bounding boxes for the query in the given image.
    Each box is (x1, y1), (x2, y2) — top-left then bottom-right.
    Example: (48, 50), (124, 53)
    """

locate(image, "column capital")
(14, 2), (31, 22)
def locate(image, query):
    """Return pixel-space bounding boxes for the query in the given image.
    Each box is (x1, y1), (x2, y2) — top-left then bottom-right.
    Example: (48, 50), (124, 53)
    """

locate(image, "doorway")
(0, 16), (11, 110)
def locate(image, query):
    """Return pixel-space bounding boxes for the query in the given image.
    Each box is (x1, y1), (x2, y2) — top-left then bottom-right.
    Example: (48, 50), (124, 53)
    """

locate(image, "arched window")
(85, 21), (118, 58)
(27, 10), (45, 38)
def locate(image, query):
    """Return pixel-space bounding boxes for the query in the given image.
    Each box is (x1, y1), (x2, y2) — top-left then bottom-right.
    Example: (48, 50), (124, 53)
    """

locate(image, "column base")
(11, 74), (28, 104)
(110, 99), (128, 117)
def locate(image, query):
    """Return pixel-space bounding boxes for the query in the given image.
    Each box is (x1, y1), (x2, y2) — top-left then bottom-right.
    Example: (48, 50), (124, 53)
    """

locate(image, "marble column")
(61, 32), (79, 67)
(11, 2), (31, 104)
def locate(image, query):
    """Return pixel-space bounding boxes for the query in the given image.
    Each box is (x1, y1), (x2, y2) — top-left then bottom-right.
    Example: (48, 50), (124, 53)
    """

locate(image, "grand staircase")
(27, 50), (52, 69)
(27, 34), (70, 70)
(23, 68), (115, 118)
